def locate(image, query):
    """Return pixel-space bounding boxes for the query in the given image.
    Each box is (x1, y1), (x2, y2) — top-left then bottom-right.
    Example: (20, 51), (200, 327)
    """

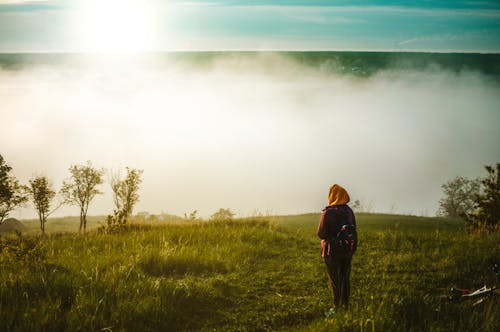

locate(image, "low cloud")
(1, 53), (499, 218)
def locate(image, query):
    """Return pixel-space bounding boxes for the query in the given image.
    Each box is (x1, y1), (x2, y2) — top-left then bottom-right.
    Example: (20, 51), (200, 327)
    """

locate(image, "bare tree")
(61, 161), (104, 232)
(0, 154), (27, 223)
(24, 175), (58, 234)
(110, 167), (143, 224)
(438, 176), (480, 218)
(184, 210), (198, 221)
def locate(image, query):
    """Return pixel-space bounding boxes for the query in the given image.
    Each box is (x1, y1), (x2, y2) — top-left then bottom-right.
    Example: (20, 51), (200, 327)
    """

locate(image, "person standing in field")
(317, 184), (357, 312)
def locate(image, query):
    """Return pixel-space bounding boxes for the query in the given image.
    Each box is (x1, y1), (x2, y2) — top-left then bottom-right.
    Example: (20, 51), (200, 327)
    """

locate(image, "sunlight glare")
(75, 0), (160, 53)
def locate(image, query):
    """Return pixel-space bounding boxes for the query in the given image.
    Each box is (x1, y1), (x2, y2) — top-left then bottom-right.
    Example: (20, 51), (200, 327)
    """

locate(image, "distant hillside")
(17, 214), (186, 235)
(1, 52), (499, 79)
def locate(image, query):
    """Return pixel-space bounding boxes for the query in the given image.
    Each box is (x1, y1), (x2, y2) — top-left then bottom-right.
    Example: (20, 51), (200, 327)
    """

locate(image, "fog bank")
(1, 53), (499, 218)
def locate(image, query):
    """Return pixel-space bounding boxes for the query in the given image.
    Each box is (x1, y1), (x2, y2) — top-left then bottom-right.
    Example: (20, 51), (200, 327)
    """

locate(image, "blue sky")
(0, 0), (499, 52)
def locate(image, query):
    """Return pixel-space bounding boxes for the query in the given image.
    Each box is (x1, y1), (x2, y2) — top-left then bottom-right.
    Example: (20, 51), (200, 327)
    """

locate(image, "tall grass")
(0, 214), (498, 331)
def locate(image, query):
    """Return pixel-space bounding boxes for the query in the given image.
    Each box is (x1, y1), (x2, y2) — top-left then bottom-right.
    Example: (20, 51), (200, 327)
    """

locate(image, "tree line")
(0, 154), (143, 234)
(2, 153), (498, 234)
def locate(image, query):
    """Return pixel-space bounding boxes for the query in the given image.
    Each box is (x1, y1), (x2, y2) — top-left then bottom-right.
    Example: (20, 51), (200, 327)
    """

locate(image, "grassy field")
(0, 213), (498, 331)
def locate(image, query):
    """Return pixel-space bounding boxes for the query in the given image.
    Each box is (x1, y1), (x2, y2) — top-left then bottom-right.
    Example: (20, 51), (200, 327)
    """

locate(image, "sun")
(75, 0), (160, 53)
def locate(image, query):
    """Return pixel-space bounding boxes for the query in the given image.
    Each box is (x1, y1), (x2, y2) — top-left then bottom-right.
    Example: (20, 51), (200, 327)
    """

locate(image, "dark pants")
(324, 255), (352, 309)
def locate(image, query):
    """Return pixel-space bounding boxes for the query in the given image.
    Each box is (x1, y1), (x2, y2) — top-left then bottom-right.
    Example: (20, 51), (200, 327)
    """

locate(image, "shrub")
(465, 163), (500, 233)
(0, 230), (46, 264)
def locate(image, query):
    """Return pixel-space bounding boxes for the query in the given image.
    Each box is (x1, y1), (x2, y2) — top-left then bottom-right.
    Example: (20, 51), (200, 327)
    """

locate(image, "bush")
(210, 208), (235, 221)
(0, 230), (46, 265)
(465, 163), (500, 233)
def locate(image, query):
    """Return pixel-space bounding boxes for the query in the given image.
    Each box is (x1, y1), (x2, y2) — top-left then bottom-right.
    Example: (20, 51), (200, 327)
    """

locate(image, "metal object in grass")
(448, 262), (499, 306)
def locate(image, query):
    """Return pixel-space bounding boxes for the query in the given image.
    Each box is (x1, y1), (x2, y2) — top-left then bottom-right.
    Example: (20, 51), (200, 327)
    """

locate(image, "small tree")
(351, 199), (361, 212)
(465, 163), (500, 232)
(210, 208), (235, 221)
(24, 175), (57, 234)
(61, 161), (104, 232)
(184, 210), (198, 221)
(110, 167), (143, 224)
(0, 154), (27, 223)
(437, 176), (480, 218)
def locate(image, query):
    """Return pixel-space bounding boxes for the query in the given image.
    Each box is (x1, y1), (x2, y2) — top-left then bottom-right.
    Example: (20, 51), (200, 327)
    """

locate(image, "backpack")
(329, 221), (357, 255)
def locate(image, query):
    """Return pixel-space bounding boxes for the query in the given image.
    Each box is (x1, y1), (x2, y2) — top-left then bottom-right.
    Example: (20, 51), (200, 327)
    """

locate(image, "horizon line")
(1, 49), (499, 55)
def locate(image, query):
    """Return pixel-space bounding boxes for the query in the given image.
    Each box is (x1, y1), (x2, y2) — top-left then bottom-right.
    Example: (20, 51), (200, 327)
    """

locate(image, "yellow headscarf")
(328, 184), (350, 206)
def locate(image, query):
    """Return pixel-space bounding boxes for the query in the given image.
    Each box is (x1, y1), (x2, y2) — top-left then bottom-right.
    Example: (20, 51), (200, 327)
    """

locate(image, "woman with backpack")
(317, 184), (357, 312)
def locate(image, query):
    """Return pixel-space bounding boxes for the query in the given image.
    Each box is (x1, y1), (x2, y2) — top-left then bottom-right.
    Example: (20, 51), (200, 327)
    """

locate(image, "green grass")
(0, 213), (498, 331)
(6, 214), (184, 235)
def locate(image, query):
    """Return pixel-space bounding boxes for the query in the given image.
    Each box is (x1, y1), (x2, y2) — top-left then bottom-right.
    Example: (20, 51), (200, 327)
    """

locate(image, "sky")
(0, 1), (499, 219)
(0, 0), (499, 52)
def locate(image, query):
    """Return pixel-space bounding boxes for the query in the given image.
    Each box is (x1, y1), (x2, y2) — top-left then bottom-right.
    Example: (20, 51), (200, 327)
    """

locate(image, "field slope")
(0, 213), (498, 331)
